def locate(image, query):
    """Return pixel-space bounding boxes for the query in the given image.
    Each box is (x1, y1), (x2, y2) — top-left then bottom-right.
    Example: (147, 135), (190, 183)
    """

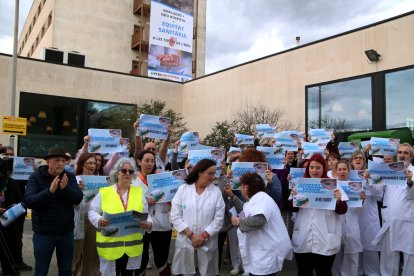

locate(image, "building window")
(18, 93), (136, 158)
(87, 101), (137, 144)
(18, 93), (80, 158)
(385, 67), (414, 134)
(306, 77), (372, 132)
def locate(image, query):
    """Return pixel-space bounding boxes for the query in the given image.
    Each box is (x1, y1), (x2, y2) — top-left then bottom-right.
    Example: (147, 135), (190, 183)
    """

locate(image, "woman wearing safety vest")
(88, 158), (152, 275)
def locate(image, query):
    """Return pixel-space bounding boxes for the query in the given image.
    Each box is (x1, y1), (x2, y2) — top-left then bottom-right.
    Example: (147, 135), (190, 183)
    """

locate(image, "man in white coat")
(370, 143), (414, 276)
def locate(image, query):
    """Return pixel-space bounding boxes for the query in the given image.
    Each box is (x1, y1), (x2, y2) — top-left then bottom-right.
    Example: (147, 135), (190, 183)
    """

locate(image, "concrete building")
(2, 11), (414, 156)
(17, 0), (206, 78)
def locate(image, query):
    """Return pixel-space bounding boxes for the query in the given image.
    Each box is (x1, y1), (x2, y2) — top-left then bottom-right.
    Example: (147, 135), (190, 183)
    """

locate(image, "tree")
(233, 104), (299, 134)
(203, 120), (237, 150)
(137, 99), (188, 146)
(308, 114), (349, 132)
(202, 104), (301, 148)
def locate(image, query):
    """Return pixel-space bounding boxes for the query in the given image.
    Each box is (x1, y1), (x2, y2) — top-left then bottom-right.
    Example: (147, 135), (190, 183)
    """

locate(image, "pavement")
(19, 219), (298, 276)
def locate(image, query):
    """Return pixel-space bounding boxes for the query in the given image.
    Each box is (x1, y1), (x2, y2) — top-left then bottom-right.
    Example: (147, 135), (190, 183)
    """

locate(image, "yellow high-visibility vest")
(96, 185), (144, 260)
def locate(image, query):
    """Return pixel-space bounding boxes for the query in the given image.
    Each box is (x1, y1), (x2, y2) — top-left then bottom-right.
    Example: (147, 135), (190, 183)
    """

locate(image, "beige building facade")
(2, 11), (414, 154)
(17, 0), (206, 78)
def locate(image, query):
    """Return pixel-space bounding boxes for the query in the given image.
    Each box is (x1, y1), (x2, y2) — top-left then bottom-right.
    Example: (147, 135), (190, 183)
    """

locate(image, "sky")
(1, 0), (413, 74)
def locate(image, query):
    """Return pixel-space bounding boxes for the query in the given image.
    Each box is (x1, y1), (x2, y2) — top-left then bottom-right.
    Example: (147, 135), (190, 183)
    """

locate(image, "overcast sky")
(1, 0), (413, 74)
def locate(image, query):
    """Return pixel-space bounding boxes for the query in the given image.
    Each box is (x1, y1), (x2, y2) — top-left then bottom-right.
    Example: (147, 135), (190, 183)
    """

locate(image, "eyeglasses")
(120, 169), (134, 175)
(398, 151), (409, 155)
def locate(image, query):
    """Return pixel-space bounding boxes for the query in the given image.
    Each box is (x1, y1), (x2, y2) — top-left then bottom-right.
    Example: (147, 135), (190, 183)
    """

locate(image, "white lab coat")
(238, 192), (292, 275)
(371, 164), (414, 254)
(292, 208), (343, 256)
(170, 183), (225, 276)
(341, 207), (363, 254)
(358, 195), (381, 251)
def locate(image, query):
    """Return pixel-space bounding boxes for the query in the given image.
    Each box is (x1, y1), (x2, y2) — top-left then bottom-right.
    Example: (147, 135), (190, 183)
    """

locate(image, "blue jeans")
(33, 231), (74, 276)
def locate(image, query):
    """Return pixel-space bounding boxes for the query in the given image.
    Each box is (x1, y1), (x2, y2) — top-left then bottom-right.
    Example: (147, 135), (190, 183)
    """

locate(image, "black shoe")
(16, 262), (32, 271)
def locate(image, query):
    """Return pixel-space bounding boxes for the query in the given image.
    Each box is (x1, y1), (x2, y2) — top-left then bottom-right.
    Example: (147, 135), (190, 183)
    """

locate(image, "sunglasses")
(85, 161), (96, 165)
(120, 169), (134, 175)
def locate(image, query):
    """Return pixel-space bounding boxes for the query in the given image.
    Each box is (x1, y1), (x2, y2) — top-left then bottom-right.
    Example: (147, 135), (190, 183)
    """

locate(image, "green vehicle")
(347, 127), (413, 145)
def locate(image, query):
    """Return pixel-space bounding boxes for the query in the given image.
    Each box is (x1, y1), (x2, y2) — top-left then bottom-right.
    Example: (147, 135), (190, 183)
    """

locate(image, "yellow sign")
(2, 115), (27, 135)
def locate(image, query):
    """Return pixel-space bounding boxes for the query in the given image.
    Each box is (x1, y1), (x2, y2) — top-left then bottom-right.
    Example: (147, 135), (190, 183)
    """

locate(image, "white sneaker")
(242, 272), (249, 276)
(230, 267), (240, 275)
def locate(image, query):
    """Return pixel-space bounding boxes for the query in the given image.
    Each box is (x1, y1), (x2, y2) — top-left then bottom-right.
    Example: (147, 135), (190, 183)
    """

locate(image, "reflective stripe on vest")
(96, 185), (144, 260)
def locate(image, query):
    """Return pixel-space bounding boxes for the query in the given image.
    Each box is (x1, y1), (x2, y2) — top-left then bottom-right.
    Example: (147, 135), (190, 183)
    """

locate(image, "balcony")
(131, 31), (149, 52)
(130, 60), (147, 76)
(133, 0), (150, 16)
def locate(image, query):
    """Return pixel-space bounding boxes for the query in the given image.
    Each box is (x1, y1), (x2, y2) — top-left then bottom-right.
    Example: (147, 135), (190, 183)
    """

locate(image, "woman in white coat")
(225, 172), (292, 276)
(171, 159), (225, 276)
(290, 153), (348, 276)
(331, 160), (366, 276)
(350, 150), (381, 276)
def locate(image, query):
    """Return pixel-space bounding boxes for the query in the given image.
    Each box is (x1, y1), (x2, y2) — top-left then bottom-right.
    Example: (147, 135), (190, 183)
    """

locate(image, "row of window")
(306, 66), (414, 136)
(19, 0), (50, 56)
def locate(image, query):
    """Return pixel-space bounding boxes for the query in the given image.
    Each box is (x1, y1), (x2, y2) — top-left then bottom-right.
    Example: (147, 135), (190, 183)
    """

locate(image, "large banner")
(148, 0), (194, 82)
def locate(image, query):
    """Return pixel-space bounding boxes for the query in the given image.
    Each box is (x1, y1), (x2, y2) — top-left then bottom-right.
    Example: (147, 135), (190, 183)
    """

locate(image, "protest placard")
(293, 178), (337, 210)
(147, 169), (187, 203)
(137, 114), (170, 140)
(88, 129), (123, 153)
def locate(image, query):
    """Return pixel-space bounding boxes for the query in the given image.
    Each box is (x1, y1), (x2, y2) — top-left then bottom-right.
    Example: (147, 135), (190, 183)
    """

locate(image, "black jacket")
(25, 165), (83, 235)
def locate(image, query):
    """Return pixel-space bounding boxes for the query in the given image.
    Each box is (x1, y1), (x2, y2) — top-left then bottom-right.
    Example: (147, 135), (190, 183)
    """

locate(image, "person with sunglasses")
(88, 158), (152, 275)
(72, 153), (99, 276)
(365, 143), (414, 276)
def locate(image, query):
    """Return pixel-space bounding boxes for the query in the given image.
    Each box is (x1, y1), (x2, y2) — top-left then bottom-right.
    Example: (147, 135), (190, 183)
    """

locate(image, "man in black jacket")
(25, 147), (83, 276)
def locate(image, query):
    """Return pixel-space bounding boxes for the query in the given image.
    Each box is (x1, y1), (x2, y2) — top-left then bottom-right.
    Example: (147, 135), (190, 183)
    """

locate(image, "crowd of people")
(1, 123), (414, 276)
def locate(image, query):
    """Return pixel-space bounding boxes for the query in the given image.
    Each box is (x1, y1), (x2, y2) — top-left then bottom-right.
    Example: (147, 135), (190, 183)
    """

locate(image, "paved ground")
(19, 220), (298, 275)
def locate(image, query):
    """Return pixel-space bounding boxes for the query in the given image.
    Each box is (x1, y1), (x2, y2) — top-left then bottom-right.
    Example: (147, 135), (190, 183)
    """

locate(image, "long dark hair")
(75, 153), (96, 176)
(185, 159), (216, 184)
(94, 153), (104, 175)
(136, 149), (157, 175)
(240, 172), (266, 198)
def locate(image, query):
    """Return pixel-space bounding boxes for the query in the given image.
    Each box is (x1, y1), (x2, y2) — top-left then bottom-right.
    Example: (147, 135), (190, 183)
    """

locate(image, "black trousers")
(135, 230), (172, 274)
(0, 223), (19, 275)
(116, 254), (134, 276)
(295, 252), (336, 276)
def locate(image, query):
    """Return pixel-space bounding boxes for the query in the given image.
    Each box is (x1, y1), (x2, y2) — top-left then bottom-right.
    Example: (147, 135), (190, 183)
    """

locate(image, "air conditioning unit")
(67, 51), (85, 67)
(43, 48), (64, 63)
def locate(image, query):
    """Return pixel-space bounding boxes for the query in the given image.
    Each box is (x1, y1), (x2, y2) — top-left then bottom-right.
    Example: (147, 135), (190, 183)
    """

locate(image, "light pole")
(10, 0), (19, 147)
